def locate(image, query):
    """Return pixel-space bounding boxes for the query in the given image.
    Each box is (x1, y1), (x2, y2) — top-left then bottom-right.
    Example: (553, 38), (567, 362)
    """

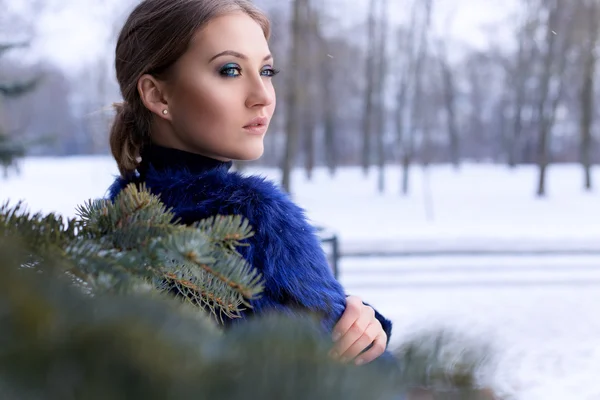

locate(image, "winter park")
(2, 0), (600, 399)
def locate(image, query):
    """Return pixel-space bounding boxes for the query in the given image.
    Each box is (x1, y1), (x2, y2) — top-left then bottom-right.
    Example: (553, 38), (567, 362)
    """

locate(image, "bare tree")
(361, 0), (378, 176)
(313, 7), (338, 176)
(302, 2), (317, 180)
(507, 0), (540, 167)
(436, 39), (460, 169)
(321, 54), (337, 176)
(535, 0), (574, 196)
(281, 0), (307, 193)
(399, 0), (432, 195)
(374, 0), (389, 193)
(579, 0), (599, 191)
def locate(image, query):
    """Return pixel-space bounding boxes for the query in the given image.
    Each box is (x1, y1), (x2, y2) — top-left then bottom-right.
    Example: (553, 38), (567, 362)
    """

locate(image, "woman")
(107, 0), (393, 367)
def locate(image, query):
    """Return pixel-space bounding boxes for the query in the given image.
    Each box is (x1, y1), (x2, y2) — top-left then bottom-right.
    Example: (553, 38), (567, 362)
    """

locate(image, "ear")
(137, 74), (171, 121)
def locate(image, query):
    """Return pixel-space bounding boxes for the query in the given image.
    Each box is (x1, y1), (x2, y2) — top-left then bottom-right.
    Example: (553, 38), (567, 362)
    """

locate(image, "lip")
(243, 117), (269, 130)
(243, 116), (269, 134)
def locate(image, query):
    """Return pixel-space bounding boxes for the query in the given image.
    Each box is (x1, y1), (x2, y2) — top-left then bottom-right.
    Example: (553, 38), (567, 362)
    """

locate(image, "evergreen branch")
(0, 200), (78, 258)
(393, 327), (497, 391)
(160, 271), (245, 322)
(76, 185), (177, 240)
(65, 238), (155, 293)
(0, 237), (400, 400)
(75, 184), (264, 320)
(194, 214), (254, 252)
(159, 230), (263, 300)
(0, 224), (500, 399)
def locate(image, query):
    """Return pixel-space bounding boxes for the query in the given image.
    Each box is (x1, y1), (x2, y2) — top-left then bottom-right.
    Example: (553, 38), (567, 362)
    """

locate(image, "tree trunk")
(439, 53), (460, 169)
(580, 0), (598, 191)
(535, 0), (559, 197)
(281, 0), (306, 193)
(536, 0), (572, 196)
(536, 120), (550, 196)
(401, 152), (411, 195)
(395, 22), (415, 195)
(403, 0), (431, 195)
(322, 54), (336, 177)
(375, 0), (389, 193)
(509, 19), (530, 168)
(302, 1), (316, 181)
(315, 15), (337, 177)
(361, 0), (377, 176)
(303, 104), (316, 180)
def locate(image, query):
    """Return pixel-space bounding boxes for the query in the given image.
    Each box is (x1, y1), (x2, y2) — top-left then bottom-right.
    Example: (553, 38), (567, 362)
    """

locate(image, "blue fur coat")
(107, 144), (392, 345)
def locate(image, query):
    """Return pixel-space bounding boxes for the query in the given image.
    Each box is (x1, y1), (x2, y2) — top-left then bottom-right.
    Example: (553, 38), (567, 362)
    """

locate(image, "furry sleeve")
(224, 174), (348, 331)
(215, 173), (392, 341)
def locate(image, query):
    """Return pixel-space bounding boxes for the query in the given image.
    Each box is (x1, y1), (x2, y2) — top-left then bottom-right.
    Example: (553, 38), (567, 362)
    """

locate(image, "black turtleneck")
(137, 143), (233, 178)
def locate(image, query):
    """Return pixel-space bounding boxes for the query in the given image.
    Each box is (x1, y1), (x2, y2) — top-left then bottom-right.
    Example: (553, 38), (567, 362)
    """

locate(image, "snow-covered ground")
(342, 255), (600, 400)
(2, 156), (600, 399)
(3, 157), (600, 249)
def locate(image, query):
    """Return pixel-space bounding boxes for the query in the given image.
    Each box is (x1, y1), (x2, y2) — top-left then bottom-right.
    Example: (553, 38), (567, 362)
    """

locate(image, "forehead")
(191, 11), (270, 58)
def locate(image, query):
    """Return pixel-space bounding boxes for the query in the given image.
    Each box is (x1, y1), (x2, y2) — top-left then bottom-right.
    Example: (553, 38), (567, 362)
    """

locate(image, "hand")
(329, 295), (387, 366)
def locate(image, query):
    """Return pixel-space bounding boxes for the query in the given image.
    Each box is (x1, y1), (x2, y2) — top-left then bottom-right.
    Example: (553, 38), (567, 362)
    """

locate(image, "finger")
(354, 332), (387, 365)
(331, 308), (372, 360)
(331, 296), (364, 342)
(338, 321), (381, 363)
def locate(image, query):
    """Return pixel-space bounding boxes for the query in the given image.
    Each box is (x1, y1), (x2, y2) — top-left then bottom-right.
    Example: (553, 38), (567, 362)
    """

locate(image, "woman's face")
(158, 11), (276, 161)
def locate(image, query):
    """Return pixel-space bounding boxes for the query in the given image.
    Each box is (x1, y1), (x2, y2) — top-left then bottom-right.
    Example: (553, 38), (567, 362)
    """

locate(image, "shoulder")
(207, 171), (309, 229)
(224, 173), (298, 212)
(109, 168), (309, 230)
(190, 171), (314, 239)
(107, 176), (132, 200)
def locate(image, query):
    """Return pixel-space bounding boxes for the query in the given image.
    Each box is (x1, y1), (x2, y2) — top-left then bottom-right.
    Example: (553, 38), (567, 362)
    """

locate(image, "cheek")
(178, 84), (231, 127)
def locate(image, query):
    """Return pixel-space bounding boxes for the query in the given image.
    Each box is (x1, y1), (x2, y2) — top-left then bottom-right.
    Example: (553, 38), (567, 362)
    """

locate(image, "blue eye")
(220, 63), (241, 77)
(261, 67), (280, 77)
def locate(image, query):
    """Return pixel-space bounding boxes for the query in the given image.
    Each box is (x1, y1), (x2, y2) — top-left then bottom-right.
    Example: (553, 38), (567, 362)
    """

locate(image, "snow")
(342, 255), (600, 400)
(3, 156), (600, 399)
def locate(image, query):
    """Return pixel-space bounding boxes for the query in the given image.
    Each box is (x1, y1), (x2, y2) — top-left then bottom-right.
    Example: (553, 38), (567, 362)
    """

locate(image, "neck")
(137, 143), (233, 177)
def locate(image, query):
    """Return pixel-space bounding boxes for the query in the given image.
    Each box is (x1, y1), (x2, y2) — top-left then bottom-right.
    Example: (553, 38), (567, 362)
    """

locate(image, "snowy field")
(3, 156), (600, 399)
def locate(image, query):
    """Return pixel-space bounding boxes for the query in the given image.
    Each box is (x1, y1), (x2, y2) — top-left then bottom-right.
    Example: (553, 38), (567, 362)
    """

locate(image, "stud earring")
(162, 109), (168, 115)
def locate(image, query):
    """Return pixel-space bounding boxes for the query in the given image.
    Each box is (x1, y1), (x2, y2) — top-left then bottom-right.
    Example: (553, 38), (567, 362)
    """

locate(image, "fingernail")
(340, 357), (348, 363)
(332, 332), (341, 341)
(329, 350), (338, 358)
(355, 358), (364, 366)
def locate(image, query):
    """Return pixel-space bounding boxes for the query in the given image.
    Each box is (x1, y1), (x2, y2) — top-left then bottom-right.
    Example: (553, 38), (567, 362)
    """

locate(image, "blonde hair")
(110, 0), (271, 178)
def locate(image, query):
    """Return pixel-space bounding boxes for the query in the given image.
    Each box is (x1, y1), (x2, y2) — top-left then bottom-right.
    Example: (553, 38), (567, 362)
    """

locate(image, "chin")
(231, 143), (264, 162)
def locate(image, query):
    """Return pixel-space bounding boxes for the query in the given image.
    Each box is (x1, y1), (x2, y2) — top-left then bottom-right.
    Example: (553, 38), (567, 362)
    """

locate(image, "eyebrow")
(209, 50), (273, 63)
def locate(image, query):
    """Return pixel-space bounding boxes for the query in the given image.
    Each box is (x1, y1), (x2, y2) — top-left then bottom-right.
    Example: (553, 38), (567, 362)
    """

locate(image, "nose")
(245, 74), (274, 109)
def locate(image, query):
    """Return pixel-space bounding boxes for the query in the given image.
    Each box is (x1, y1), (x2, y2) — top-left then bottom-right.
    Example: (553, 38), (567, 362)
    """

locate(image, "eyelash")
(219, 63), (280, 78)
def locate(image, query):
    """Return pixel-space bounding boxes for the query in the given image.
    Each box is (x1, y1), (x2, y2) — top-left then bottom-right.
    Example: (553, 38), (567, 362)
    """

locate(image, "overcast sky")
(20, 0), (520, 73)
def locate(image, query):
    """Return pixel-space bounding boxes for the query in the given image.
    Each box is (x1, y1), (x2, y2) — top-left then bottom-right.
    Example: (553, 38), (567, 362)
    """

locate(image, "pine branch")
(0, 200), (79, 260)
(159, 229), (263, 299)
(1, 184), (264, 321)
(393, 327), (497, 392)
(75, 183), (264, 320)
(0, 237), (397, 400)
(194, 214), (254, 254)
(76, 185), (178, 245)
(65, 238), (155, 293)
